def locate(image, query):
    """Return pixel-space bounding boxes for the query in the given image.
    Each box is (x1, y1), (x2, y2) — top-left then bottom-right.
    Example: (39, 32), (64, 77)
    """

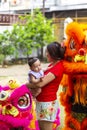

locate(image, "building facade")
(0, 0), (87, 42)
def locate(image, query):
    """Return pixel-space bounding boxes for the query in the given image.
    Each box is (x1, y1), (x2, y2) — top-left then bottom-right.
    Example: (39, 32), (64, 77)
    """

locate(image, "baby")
(28, 57), (44, 97)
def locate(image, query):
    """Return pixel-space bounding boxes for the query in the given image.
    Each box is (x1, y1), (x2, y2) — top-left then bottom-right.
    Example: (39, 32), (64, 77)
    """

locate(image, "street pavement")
(0, 63), (49, 85)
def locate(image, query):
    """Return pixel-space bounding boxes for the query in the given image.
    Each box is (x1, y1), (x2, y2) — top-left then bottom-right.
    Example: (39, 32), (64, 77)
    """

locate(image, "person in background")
(26, 41), (65, 130)
(28, 57), (44, 97)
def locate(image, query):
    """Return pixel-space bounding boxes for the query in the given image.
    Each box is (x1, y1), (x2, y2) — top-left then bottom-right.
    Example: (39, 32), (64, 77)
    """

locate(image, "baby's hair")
(28, 57), (38, 67)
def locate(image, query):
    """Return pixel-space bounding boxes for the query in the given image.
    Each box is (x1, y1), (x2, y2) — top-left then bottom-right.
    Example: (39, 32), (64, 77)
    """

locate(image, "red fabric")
(36, 61), (64, 102)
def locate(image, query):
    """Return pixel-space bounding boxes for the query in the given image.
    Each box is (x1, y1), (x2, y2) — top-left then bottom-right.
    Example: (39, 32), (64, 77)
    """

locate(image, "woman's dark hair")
(28, 57), (38, 67)
(47, 41), (65, 60)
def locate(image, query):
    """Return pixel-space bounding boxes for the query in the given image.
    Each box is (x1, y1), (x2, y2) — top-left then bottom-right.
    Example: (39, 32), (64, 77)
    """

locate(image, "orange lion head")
(64, 22), (87, 63)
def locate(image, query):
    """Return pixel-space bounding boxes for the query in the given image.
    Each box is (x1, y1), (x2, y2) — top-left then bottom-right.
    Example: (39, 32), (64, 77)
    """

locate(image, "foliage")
(0, 30), (16, 55)
(0, 9), (55, 64)
(0, 54), (4, 65)
(0, 30), (16, 65)
(11, 9), (55, 57)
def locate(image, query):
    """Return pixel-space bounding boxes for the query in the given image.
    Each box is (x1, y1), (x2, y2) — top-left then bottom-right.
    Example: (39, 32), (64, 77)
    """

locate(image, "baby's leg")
(30, 88), (41, 97)
(34, 88), (42, 97)
(35, 88), (42, 96)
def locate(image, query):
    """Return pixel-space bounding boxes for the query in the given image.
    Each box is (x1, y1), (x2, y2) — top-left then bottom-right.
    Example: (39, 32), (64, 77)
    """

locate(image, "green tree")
(0, 9), (55, 65)
(11, 9), (55, 59)
(0, 30), (16, 66)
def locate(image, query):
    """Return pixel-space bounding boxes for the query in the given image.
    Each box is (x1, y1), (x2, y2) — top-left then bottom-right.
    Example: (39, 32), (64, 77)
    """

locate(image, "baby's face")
(31, 60), (42, 72)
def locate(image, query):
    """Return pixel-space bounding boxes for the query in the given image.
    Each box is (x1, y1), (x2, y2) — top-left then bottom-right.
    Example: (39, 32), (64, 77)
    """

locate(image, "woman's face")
(46, 50), (53, 62)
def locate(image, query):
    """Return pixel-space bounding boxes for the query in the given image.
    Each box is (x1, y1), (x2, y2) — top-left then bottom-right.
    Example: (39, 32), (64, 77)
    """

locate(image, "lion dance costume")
(60, 22), (87, 130)
(0, 79), (39, 130)
(0, 79), (59, 130)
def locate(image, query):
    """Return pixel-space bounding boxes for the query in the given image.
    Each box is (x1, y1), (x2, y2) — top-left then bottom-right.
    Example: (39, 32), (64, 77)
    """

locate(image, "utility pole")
(31, 0), (34, 16)
(42, 0), (45, 16)
(41, 0), (46, 60)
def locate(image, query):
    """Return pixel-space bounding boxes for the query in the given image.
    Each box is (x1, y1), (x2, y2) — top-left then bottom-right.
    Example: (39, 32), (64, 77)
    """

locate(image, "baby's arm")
(30, 74), (42, 83)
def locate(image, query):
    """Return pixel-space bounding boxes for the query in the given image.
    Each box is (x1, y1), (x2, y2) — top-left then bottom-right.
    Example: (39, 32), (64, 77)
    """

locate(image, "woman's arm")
(26, 72), (55, 89)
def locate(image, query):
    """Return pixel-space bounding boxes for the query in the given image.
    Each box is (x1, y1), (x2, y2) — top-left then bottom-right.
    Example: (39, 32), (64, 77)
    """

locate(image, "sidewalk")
(0, 63), (49, 85)
(0, 63), (64, 129)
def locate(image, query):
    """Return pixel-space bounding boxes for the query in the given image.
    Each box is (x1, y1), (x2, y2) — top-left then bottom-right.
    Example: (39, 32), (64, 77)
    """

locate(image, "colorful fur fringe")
(60, 22), (87, 130)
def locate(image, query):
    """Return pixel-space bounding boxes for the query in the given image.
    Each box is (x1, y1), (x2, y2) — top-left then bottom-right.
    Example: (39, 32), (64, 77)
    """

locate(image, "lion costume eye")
(17, 94), (30, 109)
(70, 39), (76, 50)
(0, 91), (8, 101)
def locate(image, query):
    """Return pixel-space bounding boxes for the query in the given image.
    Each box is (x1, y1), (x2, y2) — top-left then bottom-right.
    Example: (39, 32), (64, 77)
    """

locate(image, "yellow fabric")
(2, 105), (19, 117)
